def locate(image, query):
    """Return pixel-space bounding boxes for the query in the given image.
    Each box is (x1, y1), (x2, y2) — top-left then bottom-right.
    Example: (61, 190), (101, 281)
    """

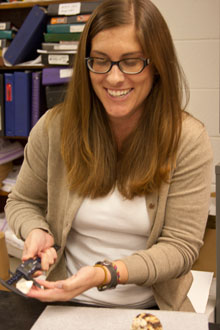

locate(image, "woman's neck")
(109, 115), (140, 150)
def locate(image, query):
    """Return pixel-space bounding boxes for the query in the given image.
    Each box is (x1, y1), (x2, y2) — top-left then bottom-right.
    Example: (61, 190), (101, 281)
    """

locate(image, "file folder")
(4, 5), (47, 65)
(0, 73), (5, 136)
(4, 73), (15, 136)
(14, 71), (31, 137)
(42, 67), (72, 85)
(31, 71), (47, 128)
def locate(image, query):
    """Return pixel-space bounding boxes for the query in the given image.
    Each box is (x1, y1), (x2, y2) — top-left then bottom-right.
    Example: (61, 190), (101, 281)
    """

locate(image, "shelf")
(0, 0), (97, 208)
(0, 0), (97, 31)
(0, 190), (8, 197)
(0, 136), (27, 140)
(0, 65), (44, 71)
(0, 0), (92, 10)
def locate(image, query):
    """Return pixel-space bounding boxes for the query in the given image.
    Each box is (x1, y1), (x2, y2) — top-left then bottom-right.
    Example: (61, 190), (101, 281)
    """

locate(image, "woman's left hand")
(27, 266), (102, 302)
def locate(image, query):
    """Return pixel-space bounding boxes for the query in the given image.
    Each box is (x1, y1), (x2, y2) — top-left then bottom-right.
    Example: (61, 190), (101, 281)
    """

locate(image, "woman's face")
(89, 24), (154, 124)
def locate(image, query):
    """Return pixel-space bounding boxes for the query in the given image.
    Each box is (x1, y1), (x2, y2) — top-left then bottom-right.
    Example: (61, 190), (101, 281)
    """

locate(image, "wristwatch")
(95, 260), (118, 291)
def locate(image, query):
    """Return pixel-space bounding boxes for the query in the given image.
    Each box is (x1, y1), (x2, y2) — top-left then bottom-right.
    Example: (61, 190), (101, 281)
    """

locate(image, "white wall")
(151, 0), (220, 194)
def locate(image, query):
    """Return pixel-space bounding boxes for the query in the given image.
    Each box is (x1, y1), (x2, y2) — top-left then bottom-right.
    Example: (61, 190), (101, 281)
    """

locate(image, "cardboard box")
(192, 228), (216, 276)
(0, 231), (10, 291)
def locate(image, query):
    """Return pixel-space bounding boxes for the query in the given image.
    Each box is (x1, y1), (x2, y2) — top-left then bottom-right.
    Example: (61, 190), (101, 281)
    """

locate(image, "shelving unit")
(0, 0), (95, 68)
(0, 0), (93, 8)
(0, 0), (97, 200)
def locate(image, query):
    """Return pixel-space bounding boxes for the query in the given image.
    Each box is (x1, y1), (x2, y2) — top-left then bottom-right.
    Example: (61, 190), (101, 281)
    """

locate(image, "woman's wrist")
(93, 264), (110, 287)
(94, 264), (108, 285)
(113, 260), (128, 284)
(93, 260), (128, 291)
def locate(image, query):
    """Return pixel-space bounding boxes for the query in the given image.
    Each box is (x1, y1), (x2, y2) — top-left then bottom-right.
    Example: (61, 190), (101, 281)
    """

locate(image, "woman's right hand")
(22, 228), (57, 271)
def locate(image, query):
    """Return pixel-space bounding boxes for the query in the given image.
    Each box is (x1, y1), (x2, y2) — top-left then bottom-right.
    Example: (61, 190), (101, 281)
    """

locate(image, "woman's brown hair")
(54, 0), (189, 199)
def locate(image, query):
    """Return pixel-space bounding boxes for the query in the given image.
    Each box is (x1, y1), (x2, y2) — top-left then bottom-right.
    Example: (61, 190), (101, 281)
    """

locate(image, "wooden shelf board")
(0, 190), (8, 196)
(0, 0), (92, 10)
(0, 65), (44, 70)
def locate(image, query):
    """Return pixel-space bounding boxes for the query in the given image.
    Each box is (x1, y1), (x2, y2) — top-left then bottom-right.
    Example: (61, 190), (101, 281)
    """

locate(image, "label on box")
(0, 23), (6, 30)
(77, 14), (90, 22)
(54, 44), (78, 50)
(58, 3), (81, 16)
(70, 25), (84, 33)
(60, 68), (73, 79)
(48, 55), (70, 65)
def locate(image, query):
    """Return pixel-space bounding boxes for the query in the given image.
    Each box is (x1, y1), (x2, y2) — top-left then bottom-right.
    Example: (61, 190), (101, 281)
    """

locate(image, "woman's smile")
(106, 88), (133, 98)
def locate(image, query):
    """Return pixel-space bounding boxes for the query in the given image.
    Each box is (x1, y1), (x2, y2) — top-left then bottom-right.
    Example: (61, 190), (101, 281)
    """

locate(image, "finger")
(27, 286), (67, 302)
(36, 279), (70, 290)
(22, 243), (37, 261)
(41, 250), (53, 264)
(22, 229), (55, 262)
(40, 250), (57, 271)
(39, 255), (49, 271)
(43, 247), (57, 259)
(44, 247), (58, 261)
(35, 279), (58, 289)
(27, 290), (59, 302)
(27, 278), (87, 302)
(32, 270), (43, 278)
(37, 278), (75, 291)
(22, 239), (42, 261)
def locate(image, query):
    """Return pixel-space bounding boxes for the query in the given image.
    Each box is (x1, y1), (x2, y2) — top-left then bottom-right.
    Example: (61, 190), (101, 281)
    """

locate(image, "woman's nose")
(105, 64), (125, 84)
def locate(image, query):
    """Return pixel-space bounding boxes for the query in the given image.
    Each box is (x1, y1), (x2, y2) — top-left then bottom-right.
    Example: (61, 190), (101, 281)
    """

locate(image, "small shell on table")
(131, 313), (163, 330)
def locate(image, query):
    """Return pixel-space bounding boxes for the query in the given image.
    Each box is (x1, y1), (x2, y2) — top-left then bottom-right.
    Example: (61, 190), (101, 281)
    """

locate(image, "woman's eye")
(94, 59), (109, 66)
(123, 59), (138, 66)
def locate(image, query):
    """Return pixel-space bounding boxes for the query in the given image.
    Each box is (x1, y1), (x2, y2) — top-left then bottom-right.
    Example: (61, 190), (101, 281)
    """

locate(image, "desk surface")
(0, 290), (219, 330)
(30, 305), (210, 330)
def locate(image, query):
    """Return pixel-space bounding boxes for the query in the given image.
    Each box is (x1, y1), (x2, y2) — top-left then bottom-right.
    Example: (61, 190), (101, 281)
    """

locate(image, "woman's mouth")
(107, 88), (132, 97)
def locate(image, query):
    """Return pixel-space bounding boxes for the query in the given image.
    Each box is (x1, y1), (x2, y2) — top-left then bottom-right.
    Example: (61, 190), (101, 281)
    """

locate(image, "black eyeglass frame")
(85, 57), (151, 75)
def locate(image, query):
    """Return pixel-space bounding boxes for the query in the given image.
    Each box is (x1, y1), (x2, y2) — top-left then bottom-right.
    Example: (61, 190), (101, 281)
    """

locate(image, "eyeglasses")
(85, 57), (150, 75)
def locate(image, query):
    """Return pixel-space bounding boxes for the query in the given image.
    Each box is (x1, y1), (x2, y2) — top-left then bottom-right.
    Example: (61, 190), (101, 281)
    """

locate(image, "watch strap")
(95, 260), (118, 291)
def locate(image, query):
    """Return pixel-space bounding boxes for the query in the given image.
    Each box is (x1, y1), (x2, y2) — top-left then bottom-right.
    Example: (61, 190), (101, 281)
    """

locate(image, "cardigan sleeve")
(122, 115), (213, 286)
(5, 111), (52, 240)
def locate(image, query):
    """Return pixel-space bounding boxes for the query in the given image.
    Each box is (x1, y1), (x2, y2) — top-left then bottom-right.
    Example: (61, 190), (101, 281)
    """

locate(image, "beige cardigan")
(5, 109), (213, 312)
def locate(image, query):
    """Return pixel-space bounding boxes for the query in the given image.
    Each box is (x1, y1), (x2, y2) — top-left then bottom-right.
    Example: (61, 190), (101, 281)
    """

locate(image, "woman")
(5, 0), (213, 311)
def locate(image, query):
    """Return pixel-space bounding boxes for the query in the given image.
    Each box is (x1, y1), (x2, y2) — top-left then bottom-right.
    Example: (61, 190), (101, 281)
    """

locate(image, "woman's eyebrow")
(90, 50), (144, 57)
(90, 51), (107, 56)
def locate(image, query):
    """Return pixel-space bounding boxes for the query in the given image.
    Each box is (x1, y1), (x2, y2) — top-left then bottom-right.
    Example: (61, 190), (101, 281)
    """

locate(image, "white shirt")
(65, 188), (155, 308)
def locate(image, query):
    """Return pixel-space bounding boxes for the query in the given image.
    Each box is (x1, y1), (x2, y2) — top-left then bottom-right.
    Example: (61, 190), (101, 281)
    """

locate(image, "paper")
(37, 49), (76, 54)
(187, 270), (214, 313)
(30, 306), (209, 330)
(58, 3), (81, 16)
(2, 48), (43, 67)
(0, 139), (24, 165)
